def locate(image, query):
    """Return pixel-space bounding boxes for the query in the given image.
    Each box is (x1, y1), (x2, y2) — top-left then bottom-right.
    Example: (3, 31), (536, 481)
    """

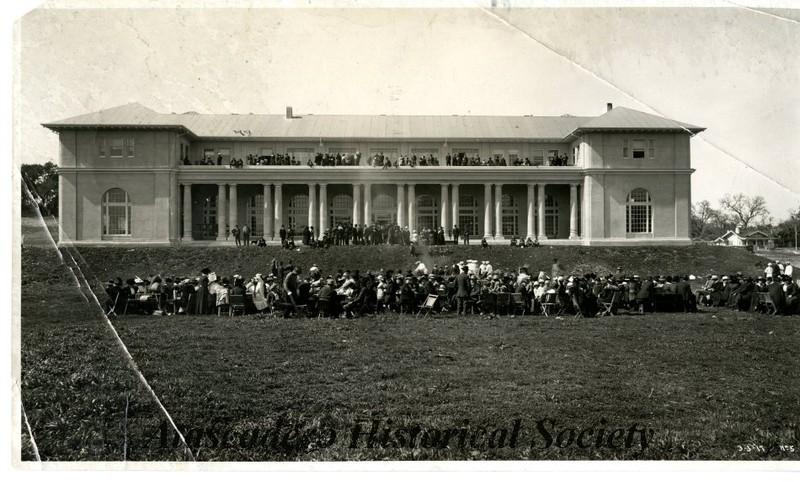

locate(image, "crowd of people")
(180, 151), (573, 168)
(105, 257), (800, 319)
(229, 223), (548, 249)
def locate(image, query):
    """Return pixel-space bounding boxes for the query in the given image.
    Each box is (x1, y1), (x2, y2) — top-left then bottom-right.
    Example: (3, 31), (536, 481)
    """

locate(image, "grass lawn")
(18, 241), (800, 461)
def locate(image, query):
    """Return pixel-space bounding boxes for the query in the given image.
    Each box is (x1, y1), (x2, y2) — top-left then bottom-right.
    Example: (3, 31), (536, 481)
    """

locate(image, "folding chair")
(599, 291), (622, 317)
(316, 298), (332, 318)
(541, 292), (559, 317)
(417, 294), (439, 318)
(758, 292), (778, 315)
(510, 293), (526, 315)
(106, 292), (120, 317)
(482, 293), (497, 315)
(229, 294), (246, 316)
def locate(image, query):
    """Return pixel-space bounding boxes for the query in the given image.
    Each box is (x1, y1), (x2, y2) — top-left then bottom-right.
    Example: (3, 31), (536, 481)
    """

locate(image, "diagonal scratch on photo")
(15, 2), (800, 464)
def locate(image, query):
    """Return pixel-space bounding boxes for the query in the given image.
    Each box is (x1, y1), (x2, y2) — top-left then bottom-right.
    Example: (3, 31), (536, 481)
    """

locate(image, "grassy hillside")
(65, 244), (773, 284)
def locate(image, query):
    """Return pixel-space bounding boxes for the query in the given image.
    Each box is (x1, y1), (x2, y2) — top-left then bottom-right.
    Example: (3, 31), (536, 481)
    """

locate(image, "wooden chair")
(758, 292), (778, 315)
(495, 293), (512, 316)
(510, 293), (526, 315)
(316, 298), (332, 318)
(417, 295), (439, 318)
(482, 293), (497, 315)
(106, 292), (120, 317)
(540, 292), (559, 317)
(228, 294), (246, 316)
(599, 291), (622, 317)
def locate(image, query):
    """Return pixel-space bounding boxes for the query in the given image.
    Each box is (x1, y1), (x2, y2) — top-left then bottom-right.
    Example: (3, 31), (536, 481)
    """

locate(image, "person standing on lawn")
(242, 224), (250, 246)
(282, 266), (302, 318)
(231, 225), (241, 246)
(456, 265), (471, 315)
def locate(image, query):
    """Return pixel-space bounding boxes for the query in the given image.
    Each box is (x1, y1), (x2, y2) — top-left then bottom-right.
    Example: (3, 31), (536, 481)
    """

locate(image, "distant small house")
(713, 229), (774, 250)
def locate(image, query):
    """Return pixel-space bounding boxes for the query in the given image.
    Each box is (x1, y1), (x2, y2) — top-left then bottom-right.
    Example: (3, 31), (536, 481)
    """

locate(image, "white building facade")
(44, 103), (704, 246)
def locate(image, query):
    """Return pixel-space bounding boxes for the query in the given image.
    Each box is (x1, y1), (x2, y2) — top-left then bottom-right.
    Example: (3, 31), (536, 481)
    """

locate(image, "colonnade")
(180, 181), (581, 241)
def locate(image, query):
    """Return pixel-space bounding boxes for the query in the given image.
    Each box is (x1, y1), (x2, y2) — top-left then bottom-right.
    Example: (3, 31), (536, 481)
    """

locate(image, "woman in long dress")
(252, 274), (269, 312)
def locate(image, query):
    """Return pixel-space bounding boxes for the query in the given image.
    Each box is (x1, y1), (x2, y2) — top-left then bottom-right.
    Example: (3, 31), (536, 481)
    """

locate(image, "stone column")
(569, 183), (580, 240)
(308, 183), (317, 230)
(263, 184), (273, 239)
(526, 183), (535, 241)
(217, 183), (227, 241)
(364, 183), (372, 225)
(494, 183), (504, 240)
(440, 184), (449, 229)
(229, 183), (238, 230)
(537, 183), (548, 240)
(407, 184), (416, 231)
(353, 183), (362, 226)
(181, 183), (192, 241)
(397, 184), (406, 227)
(169, 175), (179, 241)
(451, 184), (459, 235)
(273, 183), (283, 235)
(319, 183), (328, 232)
(483, 183), (493, 239)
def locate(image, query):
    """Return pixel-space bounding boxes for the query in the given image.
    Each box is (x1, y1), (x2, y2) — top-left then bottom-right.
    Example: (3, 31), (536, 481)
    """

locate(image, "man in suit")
(279, 225), (287, 247)
(783, 275), (799, 314)
(231, 225), (241, 246)
(636, 276), (655, 313)
(452, 225), (460, 245)
(674, 275), (695, 312)
(456, 265), (471, 315)
(241, 225), (250, 246)
(463, 228), (470, 245)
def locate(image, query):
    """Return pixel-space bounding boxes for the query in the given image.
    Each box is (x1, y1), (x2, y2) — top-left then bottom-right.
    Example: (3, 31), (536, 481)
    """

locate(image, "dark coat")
(456, 272), (471, 298)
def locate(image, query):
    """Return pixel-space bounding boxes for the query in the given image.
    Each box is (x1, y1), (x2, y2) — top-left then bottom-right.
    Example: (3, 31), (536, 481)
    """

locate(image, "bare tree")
(718, 194), (770, 231)
(691, 200), (722, 239)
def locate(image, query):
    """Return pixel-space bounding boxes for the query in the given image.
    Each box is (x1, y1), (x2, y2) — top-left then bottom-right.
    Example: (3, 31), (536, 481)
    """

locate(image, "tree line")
(21, 162), (58, 216)
(691, 193), (800, 247)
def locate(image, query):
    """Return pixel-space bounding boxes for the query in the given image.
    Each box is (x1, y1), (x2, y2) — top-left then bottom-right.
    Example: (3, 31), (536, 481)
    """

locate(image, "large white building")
(43, 102), (704, 246)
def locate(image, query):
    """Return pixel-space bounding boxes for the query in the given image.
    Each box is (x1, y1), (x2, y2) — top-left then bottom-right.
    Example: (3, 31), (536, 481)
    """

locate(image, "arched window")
(458, 195), (479, 236)
(102, 188), (131, 236)
(416, 194), (438, 231)
(288, 194), (309, 230)
(330, 194), (353, 226)
(627, 188), (653, 234)
(247, 194), (263, 235)
(501, 194), (519, 236)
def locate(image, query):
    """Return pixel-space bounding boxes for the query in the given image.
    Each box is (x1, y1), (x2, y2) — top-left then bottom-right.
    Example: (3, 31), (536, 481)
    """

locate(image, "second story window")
(109, 138), (124, 157)
(624, 138), (655, 159)
(98, 137), (135, 158)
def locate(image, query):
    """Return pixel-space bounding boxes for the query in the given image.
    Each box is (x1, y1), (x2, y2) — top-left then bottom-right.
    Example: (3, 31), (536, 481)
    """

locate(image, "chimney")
(606, 102), (613, 112)
(286, 106), (293, 119)
(734, 225), (740, 235)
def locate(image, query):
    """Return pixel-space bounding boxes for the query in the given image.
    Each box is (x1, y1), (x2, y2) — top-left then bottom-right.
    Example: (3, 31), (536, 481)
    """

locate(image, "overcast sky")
(13, 1), (800, 219)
